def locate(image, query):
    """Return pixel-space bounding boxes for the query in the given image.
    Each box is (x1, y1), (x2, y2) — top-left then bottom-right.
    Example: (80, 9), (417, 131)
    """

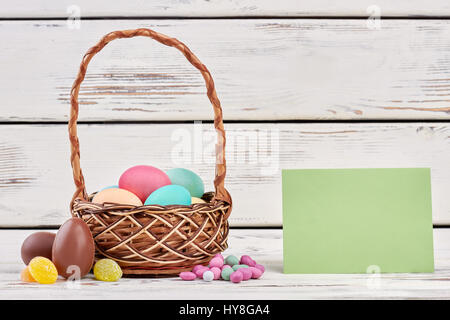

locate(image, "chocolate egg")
(52, 218), (95, 279)
(21, 232), (56, 265)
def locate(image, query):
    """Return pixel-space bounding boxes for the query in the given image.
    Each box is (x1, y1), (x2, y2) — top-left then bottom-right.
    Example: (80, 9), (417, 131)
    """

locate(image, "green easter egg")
(166, 168), (205, 198)
(225, 255), (239, 266)
(232, 264), (249, 271)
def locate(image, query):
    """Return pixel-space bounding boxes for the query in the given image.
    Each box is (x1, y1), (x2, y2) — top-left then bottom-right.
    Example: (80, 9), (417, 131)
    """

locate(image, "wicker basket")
(68, 28), (232, 276)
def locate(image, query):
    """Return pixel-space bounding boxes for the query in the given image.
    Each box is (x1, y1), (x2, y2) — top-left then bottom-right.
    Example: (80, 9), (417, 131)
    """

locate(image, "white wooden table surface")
(2, 228), (450, 300)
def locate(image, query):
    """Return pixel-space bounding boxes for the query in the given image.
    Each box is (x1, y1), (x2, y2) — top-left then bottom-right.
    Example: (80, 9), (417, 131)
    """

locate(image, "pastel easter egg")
(99, 185), (119, 191)
(210, 267), (221, 280)
(166, 168), (204, 198)
(209, 257), (224, 268)
(179, 272), (197, 281)
(92, 188), (143, 206)
(119, 165), (171, 203)
(191, 197), (206, 204)
(248, 267), (263, 279)
(144, 185), (191, 206)
(230, 271), (243, 283)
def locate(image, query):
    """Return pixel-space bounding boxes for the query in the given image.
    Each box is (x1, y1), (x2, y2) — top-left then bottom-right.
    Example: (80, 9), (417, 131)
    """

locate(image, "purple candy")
(210, 267), (221, 280)
(237, 267), (252, 281)
(248, 267), (263, 279)
(230, 271), (243, 283)
(240, 255), (256, 267)
(179, 271), (197, 281)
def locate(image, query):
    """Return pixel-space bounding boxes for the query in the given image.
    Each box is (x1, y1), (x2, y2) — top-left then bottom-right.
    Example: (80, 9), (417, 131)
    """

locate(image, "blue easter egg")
(166, 168), (204, 198)
(144, 185), (192, 206)
(99, 185), (119, 191)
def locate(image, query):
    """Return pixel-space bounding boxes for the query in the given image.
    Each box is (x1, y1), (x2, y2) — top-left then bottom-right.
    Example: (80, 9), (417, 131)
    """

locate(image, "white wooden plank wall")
(3, 1), (450, 17)
(0, 2), (449, 227)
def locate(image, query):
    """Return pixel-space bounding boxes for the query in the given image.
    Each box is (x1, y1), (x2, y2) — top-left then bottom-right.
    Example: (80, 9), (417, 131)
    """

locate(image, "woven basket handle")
(69, 28), (231, 206)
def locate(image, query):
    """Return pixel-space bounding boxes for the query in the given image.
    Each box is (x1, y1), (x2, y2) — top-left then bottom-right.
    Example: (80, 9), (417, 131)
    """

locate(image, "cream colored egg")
(92, 188), (143, 206)
(191, 197), (206, 204)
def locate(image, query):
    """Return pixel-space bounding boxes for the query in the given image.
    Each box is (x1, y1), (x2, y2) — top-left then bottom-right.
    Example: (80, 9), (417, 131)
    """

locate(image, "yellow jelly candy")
(28, 256), (58, 284)
(20, 267), (36, 282)
(94, 259), (122, 282)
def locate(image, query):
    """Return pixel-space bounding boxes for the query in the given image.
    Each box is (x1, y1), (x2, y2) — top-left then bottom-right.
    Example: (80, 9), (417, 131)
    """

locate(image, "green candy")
(232, 264), (249, 271)
(225, 255), (239, 266)
(221, 268), (233, 281)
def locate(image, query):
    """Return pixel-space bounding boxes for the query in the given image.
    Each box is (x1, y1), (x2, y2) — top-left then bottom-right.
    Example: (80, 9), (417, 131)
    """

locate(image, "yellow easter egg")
(191, 197), (206, 204)
(92, 188), (143, 206)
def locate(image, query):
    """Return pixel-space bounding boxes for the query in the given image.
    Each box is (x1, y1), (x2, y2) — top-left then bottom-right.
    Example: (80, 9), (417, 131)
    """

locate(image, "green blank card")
(282, 168), (434, 273)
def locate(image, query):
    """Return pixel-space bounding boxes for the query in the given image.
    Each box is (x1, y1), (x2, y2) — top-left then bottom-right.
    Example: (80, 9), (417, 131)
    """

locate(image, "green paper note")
(282, 168), (434, 274)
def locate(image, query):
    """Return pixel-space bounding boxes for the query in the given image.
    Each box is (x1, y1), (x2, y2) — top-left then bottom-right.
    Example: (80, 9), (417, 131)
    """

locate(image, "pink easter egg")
(179, 272), (197, 281)
(240, 255), (256, 267)
(221, 265), (231, 271)
(237, 268), (252, 281)
(209, 257), (224, 268)
(119, 165), (171, 203)
(210, 267), (221, 280)
(248, 267), (263, 279)
(230, 271), (243, 283)
(255, 264), (265, 273)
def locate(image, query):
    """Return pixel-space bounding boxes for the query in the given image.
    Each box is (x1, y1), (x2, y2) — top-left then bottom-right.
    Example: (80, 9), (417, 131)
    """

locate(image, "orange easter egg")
(92, 188), (143, 206)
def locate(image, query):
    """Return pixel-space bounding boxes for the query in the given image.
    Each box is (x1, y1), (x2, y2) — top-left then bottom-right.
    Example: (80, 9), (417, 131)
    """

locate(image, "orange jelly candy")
(28, 256), (58, 284)
(20, 267), (36, 282)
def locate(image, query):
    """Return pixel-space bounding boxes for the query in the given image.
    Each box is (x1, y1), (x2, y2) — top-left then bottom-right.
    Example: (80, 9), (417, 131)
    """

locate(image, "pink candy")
(230, 271), (243, 283)
(237, 267), (252, 281)
(194, 266), (209, 278)
(210, 267), (221, 280)
(179, 272), (197, 281)
(179, 253), (265, 284)
(248, 267), (263, 279)
(209, 257), (224, 268)
(240, 255), (256, 267)
(255, 264), (265, 273)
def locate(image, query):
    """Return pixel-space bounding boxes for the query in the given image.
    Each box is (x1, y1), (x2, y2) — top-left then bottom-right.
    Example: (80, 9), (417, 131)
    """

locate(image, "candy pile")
(179, 254), (265, 284)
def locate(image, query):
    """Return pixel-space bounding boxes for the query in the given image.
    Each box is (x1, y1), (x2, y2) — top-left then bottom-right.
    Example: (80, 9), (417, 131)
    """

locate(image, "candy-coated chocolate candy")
(255, 264), (265, 273)
(248, 267), (263, 279)
(166, 168), (205, 198)
(20, 267), (35, 282)
(179, 272), (197, 281)
(230, 271), (243, 283)
(237, 267), (252, 281)
(28, 257), (58, 284)
(221, 265), (231, 271)
(232, 264), (249, 271)
(221, 267), (233, 281)
(210, 267), (221, 280)
(225, 255), (239, 266)
(195, 266), (209, 278)
(240, 255), (256, 267)
(203, 270), (214, 282)
(94, 259), (122, 282)
(209, 257), (224, 268)
(214, 253), (224, 261)
(192, 264), (205, 273)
